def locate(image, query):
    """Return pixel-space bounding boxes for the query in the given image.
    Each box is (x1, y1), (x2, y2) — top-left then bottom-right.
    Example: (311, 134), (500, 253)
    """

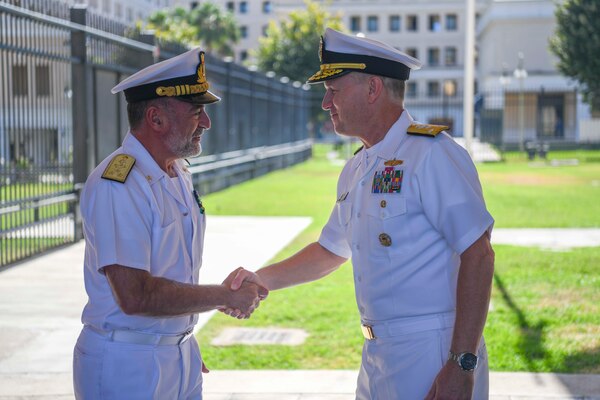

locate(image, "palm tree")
(145, 3), (240, 57)
(189, 2), (240, 56)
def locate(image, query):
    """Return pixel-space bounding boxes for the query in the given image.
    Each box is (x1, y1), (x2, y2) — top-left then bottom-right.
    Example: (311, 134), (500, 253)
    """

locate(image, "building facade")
(197, 0), (594, 144)
(476, 0), (591, 146)
(63, 0), (171, 23)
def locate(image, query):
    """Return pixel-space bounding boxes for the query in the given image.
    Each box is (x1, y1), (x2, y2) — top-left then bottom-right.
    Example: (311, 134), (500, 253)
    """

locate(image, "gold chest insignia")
(101, 154), (136, 183)
(384, 159), (403, 166)
(407, 123), (448, 138)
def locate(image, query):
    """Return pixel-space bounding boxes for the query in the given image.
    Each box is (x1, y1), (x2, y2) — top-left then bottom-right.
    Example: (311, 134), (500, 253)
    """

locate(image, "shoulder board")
(101, 154), (136, 183)
(354, 145), (364, 156)
(407, 123), (448, 138)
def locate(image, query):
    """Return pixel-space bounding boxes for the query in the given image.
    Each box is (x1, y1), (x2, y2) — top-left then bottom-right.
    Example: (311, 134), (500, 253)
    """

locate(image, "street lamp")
(513, 52), (528, 152)
(443, 80), (456, 129)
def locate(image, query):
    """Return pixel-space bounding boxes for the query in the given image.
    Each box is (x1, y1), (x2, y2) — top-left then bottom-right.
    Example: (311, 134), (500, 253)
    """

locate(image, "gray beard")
(166, 135), (202, 159)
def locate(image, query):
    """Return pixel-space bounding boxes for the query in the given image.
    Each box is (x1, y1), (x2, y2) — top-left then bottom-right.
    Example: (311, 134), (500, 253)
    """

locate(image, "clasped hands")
(219, 267), (268, 319)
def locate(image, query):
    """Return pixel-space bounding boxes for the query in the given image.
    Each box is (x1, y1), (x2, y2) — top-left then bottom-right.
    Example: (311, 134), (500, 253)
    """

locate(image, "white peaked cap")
(111, 48), (220, 104)
(307, 28), (422, 83)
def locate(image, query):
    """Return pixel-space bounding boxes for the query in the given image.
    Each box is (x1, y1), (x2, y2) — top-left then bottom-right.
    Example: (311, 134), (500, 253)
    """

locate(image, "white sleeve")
(416, 139), (494, 254)
(318, 200), (352, 259)
(82, 176), (153, 272)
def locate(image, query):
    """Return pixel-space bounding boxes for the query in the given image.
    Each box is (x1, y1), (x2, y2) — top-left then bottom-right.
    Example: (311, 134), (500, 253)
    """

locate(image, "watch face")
(460, 353), (478, 371)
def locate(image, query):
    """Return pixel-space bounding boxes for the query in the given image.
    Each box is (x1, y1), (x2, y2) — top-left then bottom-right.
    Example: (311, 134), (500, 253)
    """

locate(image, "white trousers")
(73, 326), (203, 399)
(356, 321), (489, 399)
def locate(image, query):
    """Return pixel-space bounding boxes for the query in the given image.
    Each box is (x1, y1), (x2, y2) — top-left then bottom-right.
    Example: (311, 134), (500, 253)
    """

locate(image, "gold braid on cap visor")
(310, 62), (367, 80)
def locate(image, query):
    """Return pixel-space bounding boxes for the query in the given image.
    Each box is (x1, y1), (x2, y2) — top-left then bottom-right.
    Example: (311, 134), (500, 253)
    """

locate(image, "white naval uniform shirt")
(80, 132), (205, 335)
(319, 111), (494, 323)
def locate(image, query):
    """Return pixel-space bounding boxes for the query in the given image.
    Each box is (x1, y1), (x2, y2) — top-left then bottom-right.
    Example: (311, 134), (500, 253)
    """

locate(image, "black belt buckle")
(361, 324), (376, 340)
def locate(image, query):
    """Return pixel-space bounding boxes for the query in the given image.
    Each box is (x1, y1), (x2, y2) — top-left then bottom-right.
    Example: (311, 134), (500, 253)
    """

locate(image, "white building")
(476, 0), (591, 145)
(64, 0), (171, 24)
(198, 0), (594, 144)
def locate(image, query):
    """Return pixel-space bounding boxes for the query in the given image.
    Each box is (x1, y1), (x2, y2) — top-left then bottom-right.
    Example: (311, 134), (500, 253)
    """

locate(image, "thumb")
(230, 269), (247, 290)
(201, 361), (210, 373)
(258, 285), (269, 300)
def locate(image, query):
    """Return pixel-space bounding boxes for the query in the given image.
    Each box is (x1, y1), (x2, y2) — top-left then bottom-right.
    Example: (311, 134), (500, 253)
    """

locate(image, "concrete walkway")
(0, 222), (599, 399)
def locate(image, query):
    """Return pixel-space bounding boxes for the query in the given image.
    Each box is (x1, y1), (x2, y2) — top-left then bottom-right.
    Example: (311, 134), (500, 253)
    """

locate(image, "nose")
(321, 89), (332, 111)
(200, 109), (211, 130)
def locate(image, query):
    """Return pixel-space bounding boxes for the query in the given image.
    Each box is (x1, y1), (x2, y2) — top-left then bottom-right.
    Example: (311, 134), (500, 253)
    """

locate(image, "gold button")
(379, 233), (392, 247)
(380, 200), (387, 208)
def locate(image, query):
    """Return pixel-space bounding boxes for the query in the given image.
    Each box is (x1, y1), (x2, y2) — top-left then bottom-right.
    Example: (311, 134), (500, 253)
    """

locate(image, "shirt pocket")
(366, 196), (409, 251)
(366, 196), (407, 220)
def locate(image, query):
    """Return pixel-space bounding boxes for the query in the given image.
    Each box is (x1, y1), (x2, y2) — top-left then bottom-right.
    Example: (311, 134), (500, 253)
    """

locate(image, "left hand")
(424, 362), (474, 400)
(202, 361), (209, 373)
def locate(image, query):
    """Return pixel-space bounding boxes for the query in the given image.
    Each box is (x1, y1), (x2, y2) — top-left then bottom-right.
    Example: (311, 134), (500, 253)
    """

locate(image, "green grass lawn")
(198, 144), (600, 373)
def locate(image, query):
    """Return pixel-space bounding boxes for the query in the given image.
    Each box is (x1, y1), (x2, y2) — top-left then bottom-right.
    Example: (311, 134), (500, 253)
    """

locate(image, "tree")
(550, 0), (600, 112)
(255, 0), (345, 82)
(145, 3), (239, 57)
(188, 2), (240, 56)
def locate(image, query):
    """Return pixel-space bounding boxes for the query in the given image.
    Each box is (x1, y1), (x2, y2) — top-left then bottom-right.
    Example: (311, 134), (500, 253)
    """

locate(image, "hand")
(220, 267), (269, 318)
(221, 280), (263, 319)
(201, 361), (209, 373)
(424, 362), (474, 400)
(226, 267), (269, 299)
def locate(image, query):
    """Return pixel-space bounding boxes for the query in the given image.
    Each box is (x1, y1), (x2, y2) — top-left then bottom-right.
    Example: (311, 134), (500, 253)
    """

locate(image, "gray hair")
(352, 73), (405, 104)
(127, 98), (170, 130)
(380, 76), (405, 104)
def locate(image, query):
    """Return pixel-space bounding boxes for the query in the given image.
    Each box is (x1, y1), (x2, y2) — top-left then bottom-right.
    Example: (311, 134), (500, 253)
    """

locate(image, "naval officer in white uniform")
(73, 48), (267, 399)
(227, 28), (495, 399)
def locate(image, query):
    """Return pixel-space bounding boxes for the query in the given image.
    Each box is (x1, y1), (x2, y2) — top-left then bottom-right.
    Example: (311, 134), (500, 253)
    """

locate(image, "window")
(239, 1), (248, 13)
(367, 16), (378, 32)
(350, 16), (361, 32)
(115, 3), (122, 18)
(389, 15), (400, 32)
(427, 48), (440, 66)
(427, 81), (440, 97)
(262, 1), (271, 13)
(226, 2), (234, 12)
(445, 47), (457, 66)
(88, 0), (98, 8)
(240, 50), (248, 62)
(13, 65), (28, 97)
(406, 47), (418, 59)
(446, 14), (457, 30)
(429, 15), (441, 32)
(407, 15), (418, 31)
(126, 7), (133, 22)
(406, 82), (417, 98)
(35, 65), (51, 97)
(262, 25), (268, 36)
(102, 0), (110, 13)
(240, 26), (248, 39)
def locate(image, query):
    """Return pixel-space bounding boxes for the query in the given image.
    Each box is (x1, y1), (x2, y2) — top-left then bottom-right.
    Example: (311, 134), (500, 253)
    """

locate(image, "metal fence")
(0, 0), (312, 269)
(316, 85), (594, 162)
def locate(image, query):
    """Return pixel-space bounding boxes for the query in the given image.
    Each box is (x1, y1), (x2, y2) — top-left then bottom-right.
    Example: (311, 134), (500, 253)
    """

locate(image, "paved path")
(0, 223), (599, 399)
(492, 228), (600, 250)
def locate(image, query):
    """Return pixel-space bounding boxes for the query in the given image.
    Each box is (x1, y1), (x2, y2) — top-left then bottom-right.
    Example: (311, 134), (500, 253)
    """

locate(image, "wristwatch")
(448, 350), (478, 372)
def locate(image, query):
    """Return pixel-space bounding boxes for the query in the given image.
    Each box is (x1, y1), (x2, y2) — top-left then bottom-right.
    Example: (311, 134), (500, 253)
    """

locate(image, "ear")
(367, 76), (384, 104)
(146, 105), (164, 131)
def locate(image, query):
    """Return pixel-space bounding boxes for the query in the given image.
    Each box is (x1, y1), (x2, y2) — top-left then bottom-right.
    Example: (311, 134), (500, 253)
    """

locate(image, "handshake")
(219, 267), (268, 319)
